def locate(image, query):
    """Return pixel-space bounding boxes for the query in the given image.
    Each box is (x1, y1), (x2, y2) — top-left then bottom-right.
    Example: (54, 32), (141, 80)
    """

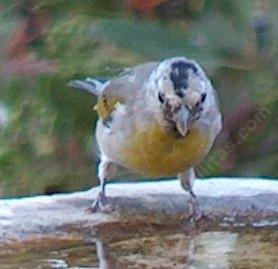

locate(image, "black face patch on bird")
(170, 61), (198, 96)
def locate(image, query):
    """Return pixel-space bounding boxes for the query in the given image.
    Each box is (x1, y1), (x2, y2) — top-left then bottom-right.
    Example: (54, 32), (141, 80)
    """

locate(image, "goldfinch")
(69, 57), (222, 220)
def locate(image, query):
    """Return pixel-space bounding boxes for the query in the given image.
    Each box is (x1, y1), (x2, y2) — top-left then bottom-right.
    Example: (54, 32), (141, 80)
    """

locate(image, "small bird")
(68, 57), (222, 220)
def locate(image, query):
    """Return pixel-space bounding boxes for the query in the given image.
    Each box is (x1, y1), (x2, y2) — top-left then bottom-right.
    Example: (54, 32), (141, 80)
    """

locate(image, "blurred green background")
(0, 0), (277, 197)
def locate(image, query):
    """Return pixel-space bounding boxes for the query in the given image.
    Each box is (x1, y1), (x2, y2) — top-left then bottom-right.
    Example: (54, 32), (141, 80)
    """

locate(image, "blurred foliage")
(0, 0), (277, 197)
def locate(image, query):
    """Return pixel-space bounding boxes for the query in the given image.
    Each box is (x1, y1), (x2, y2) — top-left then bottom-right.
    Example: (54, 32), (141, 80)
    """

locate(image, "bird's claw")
(187, 191), (202, 224)
(86, 192), (114, 213)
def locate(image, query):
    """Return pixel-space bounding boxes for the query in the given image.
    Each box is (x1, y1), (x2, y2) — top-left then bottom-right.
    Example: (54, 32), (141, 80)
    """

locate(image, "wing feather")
(96, 62), (158, 121)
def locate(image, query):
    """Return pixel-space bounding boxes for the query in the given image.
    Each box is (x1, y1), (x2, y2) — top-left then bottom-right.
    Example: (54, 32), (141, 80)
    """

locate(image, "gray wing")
(102, 61), (158, 102)
(68, 61), (158, 101)
(69, 61), (159, 123)
(94, 61), (158, 122)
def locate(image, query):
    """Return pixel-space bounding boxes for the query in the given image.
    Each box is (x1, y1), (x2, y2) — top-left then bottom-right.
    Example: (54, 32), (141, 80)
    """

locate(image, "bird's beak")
(175, 106), (190, 137)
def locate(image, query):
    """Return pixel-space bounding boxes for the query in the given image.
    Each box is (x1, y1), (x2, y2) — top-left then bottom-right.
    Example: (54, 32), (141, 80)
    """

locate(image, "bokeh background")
(0, 0), (277, 197)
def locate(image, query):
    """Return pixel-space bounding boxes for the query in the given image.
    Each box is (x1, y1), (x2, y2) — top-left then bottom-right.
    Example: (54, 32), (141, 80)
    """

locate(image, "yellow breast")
(121, 125), (211, 177)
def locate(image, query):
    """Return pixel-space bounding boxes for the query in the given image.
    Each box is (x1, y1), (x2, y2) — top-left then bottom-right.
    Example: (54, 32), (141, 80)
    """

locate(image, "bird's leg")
(87, 158), (118, 213)
(178, 168), (202, 223)
(89, 180), (107, 213)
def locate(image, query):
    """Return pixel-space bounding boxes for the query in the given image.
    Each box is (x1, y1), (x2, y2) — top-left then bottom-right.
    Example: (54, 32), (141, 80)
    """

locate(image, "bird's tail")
(68, 78), (109, 97)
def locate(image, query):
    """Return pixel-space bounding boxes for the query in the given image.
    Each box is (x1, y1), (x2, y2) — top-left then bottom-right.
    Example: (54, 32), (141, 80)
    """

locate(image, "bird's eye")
(175, 90), (184, 98)
(201, 93), (206, 103)
(173, 105), (182, 113)
(158, 92), (165, 103)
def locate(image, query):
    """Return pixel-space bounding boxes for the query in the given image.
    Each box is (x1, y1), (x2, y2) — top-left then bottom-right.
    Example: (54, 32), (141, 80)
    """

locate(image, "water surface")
(1, 225), (277, 269)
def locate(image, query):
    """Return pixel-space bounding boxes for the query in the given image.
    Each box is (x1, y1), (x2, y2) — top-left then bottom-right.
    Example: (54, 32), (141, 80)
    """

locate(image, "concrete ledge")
(0, 178), (277, 242)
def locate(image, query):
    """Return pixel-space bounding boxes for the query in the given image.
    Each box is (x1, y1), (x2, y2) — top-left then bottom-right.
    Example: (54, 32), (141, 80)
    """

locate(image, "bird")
(68, 56), (222, 220)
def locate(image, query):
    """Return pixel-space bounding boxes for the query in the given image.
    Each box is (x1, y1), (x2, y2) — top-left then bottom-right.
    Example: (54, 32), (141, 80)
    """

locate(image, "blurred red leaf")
(7, 10), (48, 58)
(127, 0), (165, 14)
(4, 7), (57, 77)
(3, 54), (57, 77)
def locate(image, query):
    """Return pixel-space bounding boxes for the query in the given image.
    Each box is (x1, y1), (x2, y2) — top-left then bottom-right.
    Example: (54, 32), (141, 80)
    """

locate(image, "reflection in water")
(189, 232), (238, 269)
(96, 239), (116, 269)
(96, 231), (238, 269)
(0, 228), (277, 268)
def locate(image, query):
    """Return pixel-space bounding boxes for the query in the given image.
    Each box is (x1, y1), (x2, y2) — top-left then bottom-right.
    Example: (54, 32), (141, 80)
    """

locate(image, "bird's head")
(148, 57), (213, 137)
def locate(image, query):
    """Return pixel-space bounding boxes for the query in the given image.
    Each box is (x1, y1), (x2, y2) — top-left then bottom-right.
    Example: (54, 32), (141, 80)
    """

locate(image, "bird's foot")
(187, 190), (202, 225)
(86, 192), (114, 213)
